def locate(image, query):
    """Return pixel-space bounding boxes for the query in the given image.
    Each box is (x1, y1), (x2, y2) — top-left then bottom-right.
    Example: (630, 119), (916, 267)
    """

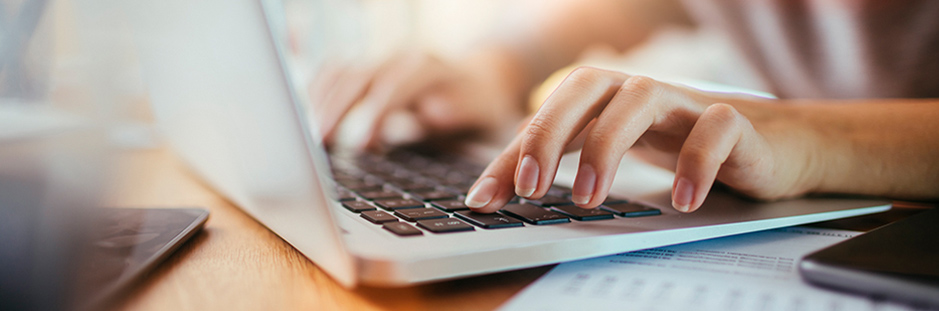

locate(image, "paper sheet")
(500, 227), (927, 311)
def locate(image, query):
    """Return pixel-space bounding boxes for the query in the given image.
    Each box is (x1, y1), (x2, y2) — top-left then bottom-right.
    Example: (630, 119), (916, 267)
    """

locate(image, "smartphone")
(72, 208), (209, 310)
(799, 208), (939, 307)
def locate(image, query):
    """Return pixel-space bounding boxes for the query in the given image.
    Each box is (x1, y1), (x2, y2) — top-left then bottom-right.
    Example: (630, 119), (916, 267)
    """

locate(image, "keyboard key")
(438, 171), (473, 186)
(546, 185), (573, 197)
(416, 218), (475, 233)
(357, 190), (403, 200)
(332, 170), (363, 180)
(374, 198), (425, 210)
(342, 201), (376, 213)
(393, 180), (436, 192)
(360, 210), (399, 224)
(604, 196), (630, 205)
(525, 195), (574, 207)
(445, 182), (474, 195)
(552, 205), (615, 221)
(336, 189), (357, 201)
(410, 190), (457, 201)
(431, 200), (470, 212)
(500, 203), (570, 225)
(601, 202), (661, 217)
(395, 208), (449, 222)
(336, 178), (383, 191)
(455, 211), (524, 229)
(382, 222), (423, 236)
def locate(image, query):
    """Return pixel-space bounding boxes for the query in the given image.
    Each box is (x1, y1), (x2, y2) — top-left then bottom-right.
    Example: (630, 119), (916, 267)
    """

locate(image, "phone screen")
(800, 208), (939, 307)
(71, 208), (209, 310)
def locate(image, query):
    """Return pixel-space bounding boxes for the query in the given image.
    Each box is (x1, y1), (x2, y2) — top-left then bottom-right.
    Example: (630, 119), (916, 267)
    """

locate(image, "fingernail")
(465, 177), (498, 208)
(515, 155), (539, 197)
(672, 177), (694, 212)
(571, 164), (596, 205)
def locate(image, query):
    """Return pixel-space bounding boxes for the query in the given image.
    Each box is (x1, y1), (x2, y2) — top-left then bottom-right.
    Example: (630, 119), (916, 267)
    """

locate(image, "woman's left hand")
(463, 67), (823, 213)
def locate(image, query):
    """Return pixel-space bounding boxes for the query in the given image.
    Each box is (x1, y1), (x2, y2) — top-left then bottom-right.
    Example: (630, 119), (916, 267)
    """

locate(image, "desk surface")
(108, 148), (550, 311)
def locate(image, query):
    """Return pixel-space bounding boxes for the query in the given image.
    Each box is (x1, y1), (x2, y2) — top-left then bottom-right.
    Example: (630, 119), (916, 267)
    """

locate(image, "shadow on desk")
(353, 265), (554, 310)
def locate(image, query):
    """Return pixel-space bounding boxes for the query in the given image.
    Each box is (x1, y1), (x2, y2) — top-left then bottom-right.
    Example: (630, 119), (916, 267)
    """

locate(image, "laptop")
(125, 0), (890, 287)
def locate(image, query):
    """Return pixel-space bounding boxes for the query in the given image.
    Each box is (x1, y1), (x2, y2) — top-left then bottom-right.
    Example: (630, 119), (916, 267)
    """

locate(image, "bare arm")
(475, 0), (693, 102)
(794, 100), (939, 199)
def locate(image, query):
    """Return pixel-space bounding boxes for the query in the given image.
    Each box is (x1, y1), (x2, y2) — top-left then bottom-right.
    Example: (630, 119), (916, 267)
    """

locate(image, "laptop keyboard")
(329, 150), (661, 237)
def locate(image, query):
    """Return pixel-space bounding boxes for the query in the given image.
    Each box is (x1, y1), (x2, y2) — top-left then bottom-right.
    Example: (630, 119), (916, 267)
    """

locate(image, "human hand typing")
(310, 51), (527, 150)
(464, 67), (822, 213)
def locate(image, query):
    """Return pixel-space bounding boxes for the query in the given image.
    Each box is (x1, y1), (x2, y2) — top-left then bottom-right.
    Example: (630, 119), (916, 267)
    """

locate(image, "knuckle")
(568, 66), (603, 83)
(521, 116), (559, 150)
(524, 115), (557, 138)
(566, 67), (617, 91)
(704, 103), (739, 122)
(620, 75), (660, 97)
(581, 123), (634, 171)
(584, 125), (623, 155)
(703, 103), (753, 133)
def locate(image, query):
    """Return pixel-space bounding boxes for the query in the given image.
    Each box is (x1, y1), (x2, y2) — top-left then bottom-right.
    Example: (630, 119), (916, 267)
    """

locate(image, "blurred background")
(2, 0), (766, 153)
(0, 0), (763, 309)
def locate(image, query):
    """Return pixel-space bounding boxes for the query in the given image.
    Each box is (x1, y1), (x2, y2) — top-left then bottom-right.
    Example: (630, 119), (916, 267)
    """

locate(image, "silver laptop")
(125, 0), (890, 287)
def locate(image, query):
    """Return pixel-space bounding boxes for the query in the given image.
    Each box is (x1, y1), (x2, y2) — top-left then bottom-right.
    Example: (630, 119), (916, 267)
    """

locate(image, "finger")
(358, 55), (448, 150)
(572, 75), (662, 208)
(464, 135), (525, 213)
(514, 67), (629, 199)
(672, 103), (751, 213)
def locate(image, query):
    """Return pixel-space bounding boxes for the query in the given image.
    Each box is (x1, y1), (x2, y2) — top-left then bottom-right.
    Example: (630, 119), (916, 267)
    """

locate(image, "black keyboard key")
(383, 222), (423, 236)
(455, 211), (524, 229)
(393, 180), (436, 192)
(336, 178), (383, 191)
(342, 201), (376, 213)
(601, 202), (661, 217)
(336, 189), (357, 201)
(361, 210), (399, 224)
(416, 218), (475, 233)
(358, 190), (403, 200)
(552, 205), (615, 221)
(500, 203), (570, 225)
(410, 190), (457, 201)
(395, 208), (449, 222)
(604, 196), (630, 205)
(374, 198), (425, 210)
(332, 171), (363, 180)
(525, 195), (574, 207)
(445, 182), (474, 195)
(547, 185), (573, 197)
(438, 171), (473, 185)
(431, 200), (470, 212)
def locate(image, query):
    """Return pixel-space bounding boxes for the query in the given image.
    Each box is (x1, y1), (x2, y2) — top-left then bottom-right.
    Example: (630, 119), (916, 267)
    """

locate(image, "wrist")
(781, 103), (865, 197)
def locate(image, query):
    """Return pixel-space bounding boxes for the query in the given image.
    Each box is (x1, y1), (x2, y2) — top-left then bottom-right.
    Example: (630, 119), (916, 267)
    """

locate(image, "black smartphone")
(71, 208), (209, 310)
(799, 208), (939, 307)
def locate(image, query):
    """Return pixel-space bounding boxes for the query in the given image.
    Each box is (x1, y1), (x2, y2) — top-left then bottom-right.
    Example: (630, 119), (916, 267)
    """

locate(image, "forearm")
(465, 0), (691, 106)
(791, 100), (939, 200)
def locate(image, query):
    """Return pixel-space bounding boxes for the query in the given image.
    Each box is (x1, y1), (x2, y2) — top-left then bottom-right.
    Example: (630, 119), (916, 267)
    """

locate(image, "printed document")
(500, 227), (925, 311)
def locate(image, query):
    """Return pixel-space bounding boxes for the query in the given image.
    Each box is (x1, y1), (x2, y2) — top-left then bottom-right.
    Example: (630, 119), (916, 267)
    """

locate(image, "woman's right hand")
(463, 67), (824, 214)
(310, 51), (528, 150)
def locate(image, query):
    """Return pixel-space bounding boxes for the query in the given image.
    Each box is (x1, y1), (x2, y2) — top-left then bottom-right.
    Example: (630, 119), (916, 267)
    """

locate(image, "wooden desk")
(108, 148), (550, 311)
